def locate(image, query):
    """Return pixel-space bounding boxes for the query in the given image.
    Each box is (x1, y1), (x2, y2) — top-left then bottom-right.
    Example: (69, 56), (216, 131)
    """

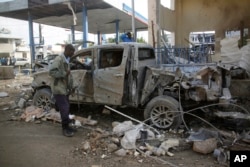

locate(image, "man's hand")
(68, 86), (77, 96)
(66, 70), (70, 76)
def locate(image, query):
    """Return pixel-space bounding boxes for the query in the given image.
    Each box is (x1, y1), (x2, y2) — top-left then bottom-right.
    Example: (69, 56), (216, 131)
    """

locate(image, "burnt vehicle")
(32, 43), (234, 129)
(33, 54), (59, 71)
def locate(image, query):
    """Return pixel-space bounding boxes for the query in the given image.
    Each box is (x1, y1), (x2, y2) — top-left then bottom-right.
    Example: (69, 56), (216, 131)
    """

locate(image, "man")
(121, 32), (134, 42)
(11, 56), (16, 66)
(49, 44), (76, 137)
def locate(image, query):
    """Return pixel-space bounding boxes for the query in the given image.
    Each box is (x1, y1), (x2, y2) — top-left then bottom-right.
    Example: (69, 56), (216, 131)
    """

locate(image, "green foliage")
(107, 37), (115, 43)
(136, 37), (146, 43)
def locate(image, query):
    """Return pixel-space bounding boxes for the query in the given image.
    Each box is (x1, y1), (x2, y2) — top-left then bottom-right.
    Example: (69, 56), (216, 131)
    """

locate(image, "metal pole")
(131, 0), (135, 41)
(28, 11), (35, 66)
(82, 5), (88, 48)
(115, 20), (119, 44)
(71, 25), (75, 44)
(97, 31), (100, 45)
(39, 24), (42, 44)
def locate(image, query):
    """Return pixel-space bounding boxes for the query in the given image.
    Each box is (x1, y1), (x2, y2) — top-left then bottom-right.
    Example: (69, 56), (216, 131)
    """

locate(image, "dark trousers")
(53, 94), (70, 129)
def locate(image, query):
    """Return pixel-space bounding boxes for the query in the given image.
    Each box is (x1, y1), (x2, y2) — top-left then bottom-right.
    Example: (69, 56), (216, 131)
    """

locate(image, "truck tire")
(33, 88), (54, 111)
(144, 95), (182, 129)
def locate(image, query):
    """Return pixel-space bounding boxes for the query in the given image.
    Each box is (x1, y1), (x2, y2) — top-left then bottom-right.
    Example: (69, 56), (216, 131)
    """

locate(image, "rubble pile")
(220, 37), (250, 76)
(71, 107), (250, 166)
(1, 75), (250, 166)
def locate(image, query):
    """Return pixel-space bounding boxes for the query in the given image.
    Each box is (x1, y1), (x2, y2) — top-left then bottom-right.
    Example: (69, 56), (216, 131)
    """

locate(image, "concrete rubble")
(0, 66), (15, 79)
(220, 37), (250, 75)
(0, 74), (98, 126)
(0, 64), (250, 166)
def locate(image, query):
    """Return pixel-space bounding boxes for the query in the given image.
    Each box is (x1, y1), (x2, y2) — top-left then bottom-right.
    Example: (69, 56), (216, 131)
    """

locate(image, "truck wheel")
(33, 88), (54, 111)
(144, 96), (182, 129)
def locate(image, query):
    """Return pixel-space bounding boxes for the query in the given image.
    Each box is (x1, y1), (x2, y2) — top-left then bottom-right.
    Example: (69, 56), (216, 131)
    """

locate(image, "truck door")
(93, 47), (128, 105)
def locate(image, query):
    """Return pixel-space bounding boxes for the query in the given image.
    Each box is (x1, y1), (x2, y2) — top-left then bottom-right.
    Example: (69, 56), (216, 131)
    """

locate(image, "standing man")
(49, 44), (75, 137)
(11, 56), (16, 66)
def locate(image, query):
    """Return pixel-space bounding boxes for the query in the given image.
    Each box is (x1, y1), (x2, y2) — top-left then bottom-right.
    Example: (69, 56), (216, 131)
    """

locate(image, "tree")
(136, 37), (146, 43)
(107, 37), (115, 43)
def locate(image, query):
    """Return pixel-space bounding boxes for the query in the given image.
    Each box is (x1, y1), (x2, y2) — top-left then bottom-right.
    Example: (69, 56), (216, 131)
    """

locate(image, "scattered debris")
(120, 124), (143, 149)
(20, 106), (45, 122)
(186, 128), (220, 142)
(193, 138), (217, 154)
(114, 149), (127, 157)
(213, 148), (228, 164)
(73, 115), (98, 126)
(0, 92), (8, 97)
(1, 75), (250, 166)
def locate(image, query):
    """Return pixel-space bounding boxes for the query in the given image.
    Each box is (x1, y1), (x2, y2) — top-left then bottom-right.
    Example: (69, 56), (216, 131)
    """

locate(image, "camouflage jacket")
(49, 54), (73, 95)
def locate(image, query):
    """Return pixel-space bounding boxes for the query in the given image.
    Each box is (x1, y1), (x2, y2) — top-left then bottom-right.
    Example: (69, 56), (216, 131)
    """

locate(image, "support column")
(28, 11), (35, 65)
(97, 31), (101, 45)
(175, 0), (184, 47)
(215, 28), (225, 53)
(131, 0), (135, 38)
(134, 28), (138, 41)
(147, 0), (160, 48)
(115, 20), (120, 44)
(82, 6), (88, 48)
(71, 25), (75, 44)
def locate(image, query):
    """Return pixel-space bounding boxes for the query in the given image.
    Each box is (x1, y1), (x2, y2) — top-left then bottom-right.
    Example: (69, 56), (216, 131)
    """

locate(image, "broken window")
(138, 48), (155, 60)
(71, 51), (92, 70)
(99, 49), (123, 69)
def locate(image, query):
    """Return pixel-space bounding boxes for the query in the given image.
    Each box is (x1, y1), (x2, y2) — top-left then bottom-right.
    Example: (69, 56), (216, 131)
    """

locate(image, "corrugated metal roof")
(0, 0), (148, 34)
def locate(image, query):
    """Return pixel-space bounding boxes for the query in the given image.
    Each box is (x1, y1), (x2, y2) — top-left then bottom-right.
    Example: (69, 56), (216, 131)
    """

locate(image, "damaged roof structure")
(148, 0), (250, 50)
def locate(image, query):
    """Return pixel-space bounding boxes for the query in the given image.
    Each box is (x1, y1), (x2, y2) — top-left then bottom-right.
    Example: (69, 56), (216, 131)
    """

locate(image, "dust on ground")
(0, 75), (226, 167)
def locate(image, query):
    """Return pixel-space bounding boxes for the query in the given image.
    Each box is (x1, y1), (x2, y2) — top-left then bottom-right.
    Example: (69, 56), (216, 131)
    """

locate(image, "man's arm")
(49, 57), (67, 78)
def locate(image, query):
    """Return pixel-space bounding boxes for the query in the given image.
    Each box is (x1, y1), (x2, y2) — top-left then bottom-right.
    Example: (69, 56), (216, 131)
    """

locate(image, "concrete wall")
(0, 38), (16, 57)
(148, 0), (250, 50)
(0, 43), (15, 53)
(0, 66), (15, 79)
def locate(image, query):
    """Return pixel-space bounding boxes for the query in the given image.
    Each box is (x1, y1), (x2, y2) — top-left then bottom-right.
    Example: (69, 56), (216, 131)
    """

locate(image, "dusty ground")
(0, 74), (227, 167)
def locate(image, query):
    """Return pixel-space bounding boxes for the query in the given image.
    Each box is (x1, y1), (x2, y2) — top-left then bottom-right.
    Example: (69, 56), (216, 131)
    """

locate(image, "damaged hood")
(141, 64), (228, 104)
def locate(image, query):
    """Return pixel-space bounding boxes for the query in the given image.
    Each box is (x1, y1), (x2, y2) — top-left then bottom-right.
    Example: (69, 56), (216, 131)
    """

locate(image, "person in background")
(11, 56), (16, 66)
(9, 56), (12, 66)
(121, 32), (134, 42)
(49, 44), (76, 137)
(1, 57), (7, 65)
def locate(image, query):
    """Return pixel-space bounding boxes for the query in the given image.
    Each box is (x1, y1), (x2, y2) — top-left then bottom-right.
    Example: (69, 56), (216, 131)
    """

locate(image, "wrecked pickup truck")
(32, 43), (233, 129)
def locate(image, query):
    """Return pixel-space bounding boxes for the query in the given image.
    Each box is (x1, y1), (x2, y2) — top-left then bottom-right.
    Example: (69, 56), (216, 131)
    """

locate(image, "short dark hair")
(65, 44), (75, 51)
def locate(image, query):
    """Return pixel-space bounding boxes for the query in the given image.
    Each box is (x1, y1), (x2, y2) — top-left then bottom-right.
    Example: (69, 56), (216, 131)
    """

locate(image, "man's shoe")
(68, 126), (77, 133)
(62, 128), (74, 137)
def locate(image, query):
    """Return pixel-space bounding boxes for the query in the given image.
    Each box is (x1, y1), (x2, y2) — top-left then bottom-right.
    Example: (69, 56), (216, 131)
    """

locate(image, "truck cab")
(32, 43), (160, 110)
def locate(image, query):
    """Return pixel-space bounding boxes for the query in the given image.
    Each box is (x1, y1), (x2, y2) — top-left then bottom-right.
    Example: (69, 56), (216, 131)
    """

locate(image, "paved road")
(0, 110), (87, 167)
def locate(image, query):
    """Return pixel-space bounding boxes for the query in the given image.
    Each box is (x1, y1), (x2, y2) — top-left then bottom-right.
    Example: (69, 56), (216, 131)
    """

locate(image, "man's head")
(64, 44), (75, 58)
(126, 32), (132, 39)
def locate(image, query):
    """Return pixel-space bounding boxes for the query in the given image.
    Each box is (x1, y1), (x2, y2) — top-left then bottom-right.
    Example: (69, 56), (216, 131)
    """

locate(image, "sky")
(0, 0), (150, 45)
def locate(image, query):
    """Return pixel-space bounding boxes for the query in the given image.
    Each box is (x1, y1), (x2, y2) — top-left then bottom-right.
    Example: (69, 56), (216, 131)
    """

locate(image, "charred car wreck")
(31, 43), (248, 130)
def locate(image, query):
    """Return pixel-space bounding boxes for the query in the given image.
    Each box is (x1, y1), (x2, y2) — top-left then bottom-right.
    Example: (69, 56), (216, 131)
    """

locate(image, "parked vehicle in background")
(36, 54), (58, 65)
(15, 58), (30, 67)
(33, 54), (59, 71)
